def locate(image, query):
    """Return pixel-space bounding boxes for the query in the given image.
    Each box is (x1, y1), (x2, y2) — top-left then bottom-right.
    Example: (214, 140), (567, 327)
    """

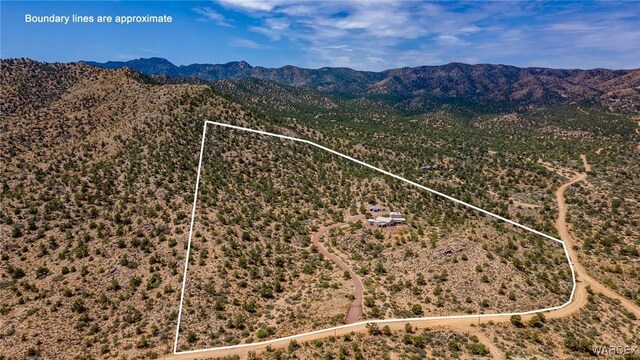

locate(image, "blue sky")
(1, 1), (639, 71)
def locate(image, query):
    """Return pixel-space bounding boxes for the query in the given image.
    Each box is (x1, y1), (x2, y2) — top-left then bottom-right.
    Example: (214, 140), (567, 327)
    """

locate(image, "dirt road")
(168, 155), (639, 360)
(553, 155), (640, 319)
(311, 215), (365, 324)
(579, 154), (591, 172)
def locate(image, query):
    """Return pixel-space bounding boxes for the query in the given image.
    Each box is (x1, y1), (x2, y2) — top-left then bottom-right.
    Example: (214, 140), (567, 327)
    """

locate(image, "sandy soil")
(579, 154), (591, 172)
(512, 200), (541, 208)
(167, 155), (640, 360)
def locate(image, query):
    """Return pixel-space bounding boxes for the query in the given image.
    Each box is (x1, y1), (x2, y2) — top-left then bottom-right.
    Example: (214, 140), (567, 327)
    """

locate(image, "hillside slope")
(0, 59), (278, 359)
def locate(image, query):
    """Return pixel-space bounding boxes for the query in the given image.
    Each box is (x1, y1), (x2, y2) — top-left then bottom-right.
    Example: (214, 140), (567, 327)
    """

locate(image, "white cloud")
(217, 0), (293, 12)
(115, 53), (140, 60)
(317, 45), (353, 52)
(365, 56), (385, 64)
(436, 35), (467, 46)
(548, 22), (603, 32)
(213, 0), (640, 70)
(139, 48), (161, 54)
(192, 7), (233, 27)
(329, 56), (352, 68)
(215, 0), (506, 69)
(230, 38), (268, 49)
(248, 17), (292, 40)
(459, 25), (481, 34)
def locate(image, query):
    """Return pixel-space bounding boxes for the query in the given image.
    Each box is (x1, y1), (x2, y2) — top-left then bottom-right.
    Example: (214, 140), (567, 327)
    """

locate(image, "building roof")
(375, 216), (393, 223)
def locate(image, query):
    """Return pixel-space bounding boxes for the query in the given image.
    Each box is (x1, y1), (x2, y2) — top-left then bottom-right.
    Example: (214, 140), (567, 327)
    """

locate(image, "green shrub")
(466, 343), (489, 356)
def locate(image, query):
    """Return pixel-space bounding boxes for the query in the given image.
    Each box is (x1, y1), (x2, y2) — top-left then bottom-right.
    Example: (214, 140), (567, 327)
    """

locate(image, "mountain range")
(86, 57), (640, 113)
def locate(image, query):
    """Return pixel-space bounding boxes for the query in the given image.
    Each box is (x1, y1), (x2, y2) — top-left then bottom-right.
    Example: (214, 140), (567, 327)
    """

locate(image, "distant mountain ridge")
(85, 57), (640, 112)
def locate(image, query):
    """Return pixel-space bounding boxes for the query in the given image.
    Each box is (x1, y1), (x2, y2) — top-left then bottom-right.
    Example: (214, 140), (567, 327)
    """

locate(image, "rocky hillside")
(0, 59), (275, 359)
(87, 57), (640, 113)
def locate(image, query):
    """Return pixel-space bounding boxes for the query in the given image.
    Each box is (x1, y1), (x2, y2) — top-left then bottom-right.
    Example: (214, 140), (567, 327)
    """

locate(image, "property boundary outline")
(173, 120), (577, 355)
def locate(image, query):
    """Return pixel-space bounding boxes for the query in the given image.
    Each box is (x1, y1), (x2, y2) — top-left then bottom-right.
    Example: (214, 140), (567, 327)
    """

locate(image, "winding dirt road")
(552, 155), (640, 319)
(311, 215), (365, 324)
(168, 155), (639, 360)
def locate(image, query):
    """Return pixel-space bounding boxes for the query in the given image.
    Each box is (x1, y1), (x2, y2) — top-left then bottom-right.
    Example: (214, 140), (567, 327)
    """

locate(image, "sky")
(1, 1), (639, 71)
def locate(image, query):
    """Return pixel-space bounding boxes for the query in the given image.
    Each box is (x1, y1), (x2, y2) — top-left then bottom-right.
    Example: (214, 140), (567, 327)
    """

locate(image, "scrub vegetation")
(0, 59), (638, 359)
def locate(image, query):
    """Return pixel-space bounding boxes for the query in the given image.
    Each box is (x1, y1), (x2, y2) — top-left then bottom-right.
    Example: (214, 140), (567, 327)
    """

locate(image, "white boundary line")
(174, 122), (208, 354)
(173, 120), (577, 355)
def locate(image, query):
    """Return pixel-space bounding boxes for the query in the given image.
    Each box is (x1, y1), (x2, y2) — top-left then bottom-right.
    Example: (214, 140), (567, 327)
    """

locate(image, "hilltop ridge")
(85, 57), (640, 113)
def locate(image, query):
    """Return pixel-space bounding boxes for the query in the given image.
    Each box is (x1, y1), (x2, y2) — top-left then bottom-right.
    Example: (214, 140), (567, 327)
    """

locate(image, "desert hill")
(1, 59), (275, 359)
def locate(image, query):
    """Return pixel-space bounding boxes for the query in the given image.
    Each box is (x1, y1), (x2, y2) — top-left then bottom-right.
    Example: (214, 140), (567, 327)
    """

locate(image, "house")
(368, 205), (383, 212)
(369, 211), (406, 227)
(373, 216), (393, 227)
(389, 211), (406, 223)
